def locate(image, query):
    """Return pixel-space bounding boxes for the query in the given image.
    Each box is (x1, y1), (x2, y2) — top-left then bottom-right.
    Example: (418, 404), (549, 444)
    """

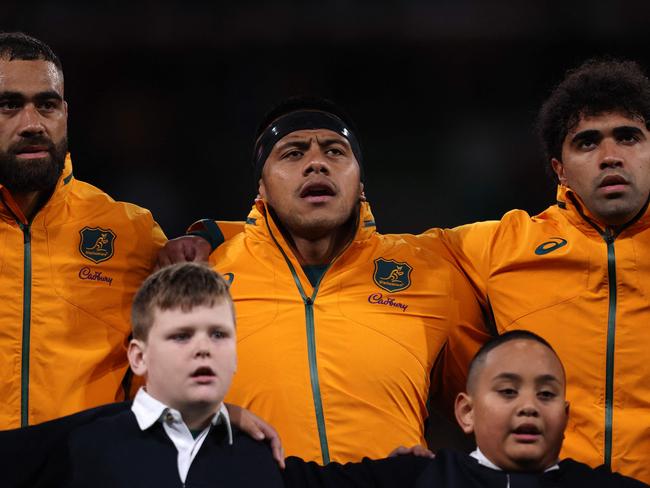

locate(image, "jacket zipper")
(603, 229), (616, 470)
(19, 223), (32, 427)
(568, 193), (624, 470)
(265, 220), (333, 464)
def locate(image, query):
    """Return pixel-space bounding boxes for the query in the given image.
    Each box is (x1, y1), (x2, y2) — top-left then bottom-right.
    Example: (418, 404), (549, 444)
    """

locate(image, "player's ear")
(551, 158), (567, 186)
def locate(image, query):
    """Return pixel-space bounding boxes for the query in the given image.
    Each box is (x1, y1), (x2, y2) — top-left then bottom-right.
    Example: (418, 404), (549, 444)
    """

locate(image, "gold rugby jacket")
(0, 155), (165, 428)
(429, 185), (650, 483)
(197, 200), (484, 464)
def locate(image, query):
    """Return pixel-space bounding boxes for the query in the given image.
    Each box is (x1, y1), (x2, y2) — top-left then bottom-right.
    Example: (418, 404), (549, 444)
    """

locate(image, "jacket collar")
(242, 200), (376, 294)
(555, 184), (650, 237)
(0, 153), (74, 225)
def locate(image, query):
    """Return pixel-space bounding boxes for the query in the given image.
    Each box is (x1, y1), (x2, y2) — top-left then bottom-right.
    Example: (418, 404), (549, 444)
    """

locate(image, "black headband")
(252, 110), (364, 184)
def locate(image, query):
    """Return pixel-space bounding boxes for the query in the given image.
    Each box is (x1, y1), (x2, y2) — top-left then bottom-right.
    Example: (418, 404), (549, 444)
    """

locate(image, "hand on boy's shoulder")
(281, 451), (433, 488)
(389, 444), (436, 459)
(225, 402), (285, 468)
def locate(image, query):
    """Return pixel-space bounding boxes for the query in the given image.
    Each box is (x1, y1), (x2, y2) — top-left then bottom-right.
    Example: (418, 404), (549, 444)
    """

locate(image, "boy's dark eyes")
(537, 390), (557, 400)
(498, 388), (518, 397)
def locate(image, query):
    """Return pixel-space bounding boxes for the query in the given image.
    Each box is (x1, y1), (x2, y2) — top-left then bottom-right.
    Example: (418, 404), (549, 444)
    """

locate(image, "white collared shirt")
(131, 388), (233, 483)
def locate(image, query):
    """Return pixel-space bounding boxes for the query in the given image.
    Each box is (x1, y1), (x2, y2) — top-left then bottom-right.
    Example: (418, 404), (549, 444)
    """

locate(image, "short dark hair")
(0, 32), (62, 71)
(466, 330), (562, 393)
(537, 58), (650, 179)
(131, 263), (234, 341)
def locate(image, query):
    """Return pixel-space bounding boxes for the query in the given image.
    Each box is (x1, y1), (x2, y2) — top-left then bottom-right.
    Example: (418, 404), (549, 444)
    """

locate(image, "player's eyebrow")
(275, 140), (312, 153)
(613, 125), (645, 139)
(570, 129), (601, 145)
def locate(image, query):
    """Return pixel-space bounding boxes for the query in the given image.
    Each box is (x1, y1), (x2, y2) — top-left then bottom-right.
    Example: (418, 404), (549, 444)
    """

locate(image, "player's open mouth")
(299, 181), (336, 202)
(598, 174), (629, 194)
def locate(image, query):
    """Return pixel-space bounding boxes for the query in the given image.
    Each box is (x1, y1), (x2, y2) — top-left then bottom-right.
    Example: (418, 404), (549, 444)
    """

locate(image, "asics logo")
(535, 238), (568, 255)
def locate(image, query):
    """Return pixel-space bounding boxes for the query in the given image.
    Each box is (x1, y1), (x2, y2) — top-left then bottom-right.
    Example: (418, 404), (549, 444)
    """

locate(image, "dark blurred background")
(4, 1), (650, 237)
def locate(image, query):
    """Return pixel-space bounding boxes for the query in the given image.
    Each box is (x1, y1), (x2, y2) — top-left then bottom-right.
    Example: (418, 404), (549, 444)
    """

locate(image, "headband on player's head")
(252, 110), (364, 184)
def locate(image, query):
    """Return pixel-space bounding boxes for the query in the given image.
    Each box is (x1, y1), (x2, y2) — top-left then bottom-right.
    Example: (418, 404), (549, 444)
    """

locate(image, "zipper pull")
(604, 227), (615, 244)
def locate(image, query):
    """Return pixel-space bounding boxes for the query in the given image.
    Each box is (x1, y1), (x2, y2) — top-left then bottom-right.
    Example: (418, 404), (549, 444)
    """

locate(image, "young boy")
(66, 263), (285, 487)
(282, 330), (648, 487)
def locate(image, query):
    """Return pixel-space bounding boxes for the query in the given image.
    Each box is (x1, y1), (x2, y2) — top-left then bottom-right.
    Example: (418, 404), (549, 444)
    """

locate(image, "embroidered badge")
(373, 257), (412, 293)
(79, 227), (116, 263)
(534, 237), (567, 256)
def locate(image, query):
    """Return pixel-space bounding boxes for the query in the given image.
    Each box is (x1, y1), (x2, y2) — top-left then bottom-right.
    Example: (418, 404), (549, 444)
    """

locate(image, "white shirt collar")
(131, 387), (233, 444)
(470, 447), (560, 472)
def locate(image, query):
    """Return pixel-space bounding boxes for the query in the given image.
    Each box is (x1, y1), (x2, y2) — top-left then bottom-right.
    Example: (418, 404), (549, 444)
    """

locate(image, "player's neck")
(290, 233), (345, 266)
(11, 190), (44, 222)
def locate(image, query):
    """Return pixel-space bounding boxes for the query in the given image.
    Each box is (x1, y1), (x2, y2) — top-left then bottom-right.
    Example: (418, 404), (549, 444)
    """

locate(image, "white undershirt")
(469, 447), (559, 472)
(131, 388), (233, 483)
(470, 447), (560, 488)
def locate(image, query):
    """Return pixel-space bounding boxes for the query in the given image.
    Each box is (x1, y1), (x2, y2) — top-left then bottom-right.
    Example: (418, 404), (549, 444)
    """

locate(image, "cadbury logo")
(78, 267), (113, 286)
(368, 293), (408, 312)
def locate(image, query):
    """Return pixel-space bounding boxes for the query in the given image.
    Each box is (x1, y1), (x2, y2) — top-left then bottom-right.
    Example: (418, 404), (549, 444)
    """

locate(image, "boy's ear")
(127, 339), (148, 377)
(454, 392), (475, 434)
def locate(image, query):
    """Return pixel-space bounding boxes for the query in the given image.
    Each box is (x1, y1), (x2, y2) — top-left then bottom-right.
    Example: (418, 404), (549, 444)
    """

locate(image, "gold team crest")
(79, 227), (116, 264)
(373, 257), (412, 293)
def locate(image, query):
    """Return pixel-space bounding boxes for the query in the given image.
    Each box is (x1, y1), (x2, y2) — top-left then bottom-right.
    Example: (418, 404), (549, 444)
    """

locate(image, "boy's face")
(455, 339), (569, 472)
(128, 301), (237, 414)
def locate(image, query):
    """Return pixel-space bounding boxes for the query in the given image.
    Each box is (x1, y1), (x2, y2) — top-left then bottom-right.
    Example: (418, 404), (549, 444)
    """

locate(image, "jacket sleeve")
(415, 222), (501, 415)
(429, 254), (493, 417)
(435, 221), (500, 307)
(282, 455), (431, 488)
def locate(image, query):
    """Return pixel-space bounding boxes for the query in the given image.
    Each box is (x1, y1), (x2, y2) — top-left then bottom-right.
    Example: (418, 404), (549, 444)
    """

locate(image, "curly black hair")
(536, 58), (650, 177)
(0, 32), (62, 71)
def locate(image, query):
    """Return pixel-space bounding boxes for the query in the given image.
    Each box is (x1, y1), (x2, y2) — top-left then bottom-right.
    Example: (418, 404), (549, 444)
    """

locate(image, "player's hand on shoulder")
(156, 235), (212, 269)
(226, 403), (285, 469)
(389, 445), (435, 459)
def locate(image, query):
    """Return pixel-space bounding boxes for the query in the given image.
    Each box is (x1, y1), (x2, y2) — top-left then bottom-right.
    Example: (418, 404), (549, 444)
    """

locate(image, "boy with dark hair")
(283, 330), (646, 487)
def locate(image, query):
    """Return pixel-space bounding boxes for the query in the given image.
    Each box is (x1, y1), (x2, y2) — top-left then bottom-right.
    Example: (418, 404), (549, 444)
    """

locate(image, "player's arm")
(420, 220), (500, 307)
(226, 403), (285, 468)
(429, 255), (492, 417)
(282, 455), (430, 488)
